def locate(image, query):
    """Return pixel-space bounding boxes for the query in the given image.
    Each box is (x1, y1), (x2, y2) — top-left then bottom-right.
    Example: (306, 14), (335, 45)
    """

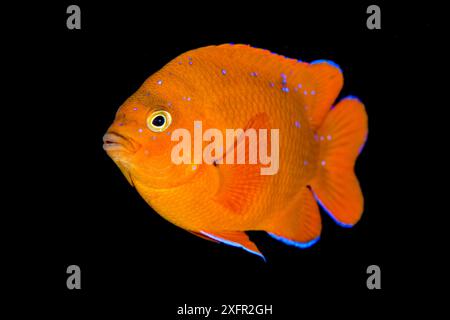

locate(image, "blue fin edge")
(311, 59), (343, 74)
(268, 233), (320, 249)
(200, 231), (266, 261)
(311, 191), (354, 228)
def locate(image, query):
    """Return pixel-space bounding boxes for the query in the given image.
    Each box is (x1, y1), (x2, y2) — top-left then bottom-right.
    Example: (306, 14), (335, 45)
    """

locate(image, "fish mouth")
(103, 132), (140, 153)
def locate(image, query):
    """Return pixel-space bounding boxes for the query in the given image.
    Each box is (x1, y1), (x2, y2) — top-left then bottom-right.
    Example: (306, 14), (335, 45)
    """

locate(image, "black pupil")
(152, 115), (165, 127)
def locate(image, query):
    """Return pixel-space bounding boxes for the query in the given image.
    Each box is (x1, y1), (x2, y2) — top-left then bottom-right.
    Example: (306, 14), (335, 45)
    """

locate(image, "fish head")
(103, 84), (208, 190)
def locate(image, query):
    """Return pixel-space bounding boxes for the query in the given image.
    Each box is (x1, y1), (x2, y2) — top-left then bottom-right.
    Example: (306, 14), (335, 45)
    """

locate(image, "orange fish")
(103, 44), (368, 259)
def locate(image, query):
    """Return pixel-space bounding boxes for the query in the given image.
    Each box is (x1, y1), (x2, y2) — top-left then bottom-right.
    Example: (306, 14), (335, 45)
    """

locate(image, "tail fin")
(310, 96), (368, 226)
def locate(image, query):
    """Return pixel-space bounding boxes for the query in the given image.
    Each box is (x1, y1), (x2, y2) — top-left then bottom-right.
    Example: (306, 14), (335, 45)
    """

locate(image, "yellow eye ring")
(147, 110), (172, 132)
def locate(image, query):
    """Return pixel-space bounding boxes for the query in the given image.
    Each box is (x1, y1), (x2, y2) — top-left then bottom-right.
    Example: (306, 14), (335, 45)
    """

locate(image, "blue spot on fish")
(282, 87), (289, 92)
(221, 69), (227, 75)
(281, 73), (287, 85)
(157, 80), (163, 85)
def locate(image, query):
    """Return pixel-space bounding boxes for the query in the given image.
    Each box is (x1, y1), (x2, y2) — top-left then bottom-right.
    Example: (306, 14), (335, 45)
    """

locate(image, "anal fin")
(199, 230), (265, 260)
(264, 187), (321, 248)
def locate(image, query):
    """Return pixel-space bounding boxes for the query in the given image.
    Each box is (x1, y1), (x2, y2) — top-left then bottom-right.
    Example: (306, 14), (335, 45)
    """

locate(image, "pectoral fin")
(212, 113), (270, 214)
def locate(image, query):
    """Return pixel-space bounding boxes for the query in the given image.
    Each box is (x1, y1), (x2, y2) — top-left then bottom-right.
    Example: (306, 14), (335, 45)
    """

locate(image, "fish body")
(103, 44), (368, 257)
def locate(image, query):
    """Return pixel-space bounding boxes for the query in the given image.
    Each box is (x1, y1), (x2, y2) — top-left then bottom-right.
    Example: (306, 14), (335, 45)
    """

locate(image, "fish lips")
(102, 132), (141, 154)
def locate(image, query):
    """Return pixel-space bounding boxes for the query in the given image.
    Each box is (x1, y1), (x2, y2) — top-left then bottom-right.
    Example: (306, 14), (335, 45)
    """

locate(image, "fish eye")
(147, 110), (172, 132)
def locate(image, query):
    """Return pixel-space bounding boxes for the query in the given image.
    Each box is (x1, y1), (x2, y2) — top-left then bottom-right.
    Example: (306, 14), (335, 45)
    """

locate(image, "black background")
(9, 1), (434, 316)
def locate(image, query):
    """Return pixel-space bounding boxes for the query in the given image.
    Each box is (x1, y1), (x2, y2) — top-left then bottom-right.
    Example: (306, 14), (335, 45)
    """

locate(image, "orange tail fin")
(310, 96), (368, 226)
